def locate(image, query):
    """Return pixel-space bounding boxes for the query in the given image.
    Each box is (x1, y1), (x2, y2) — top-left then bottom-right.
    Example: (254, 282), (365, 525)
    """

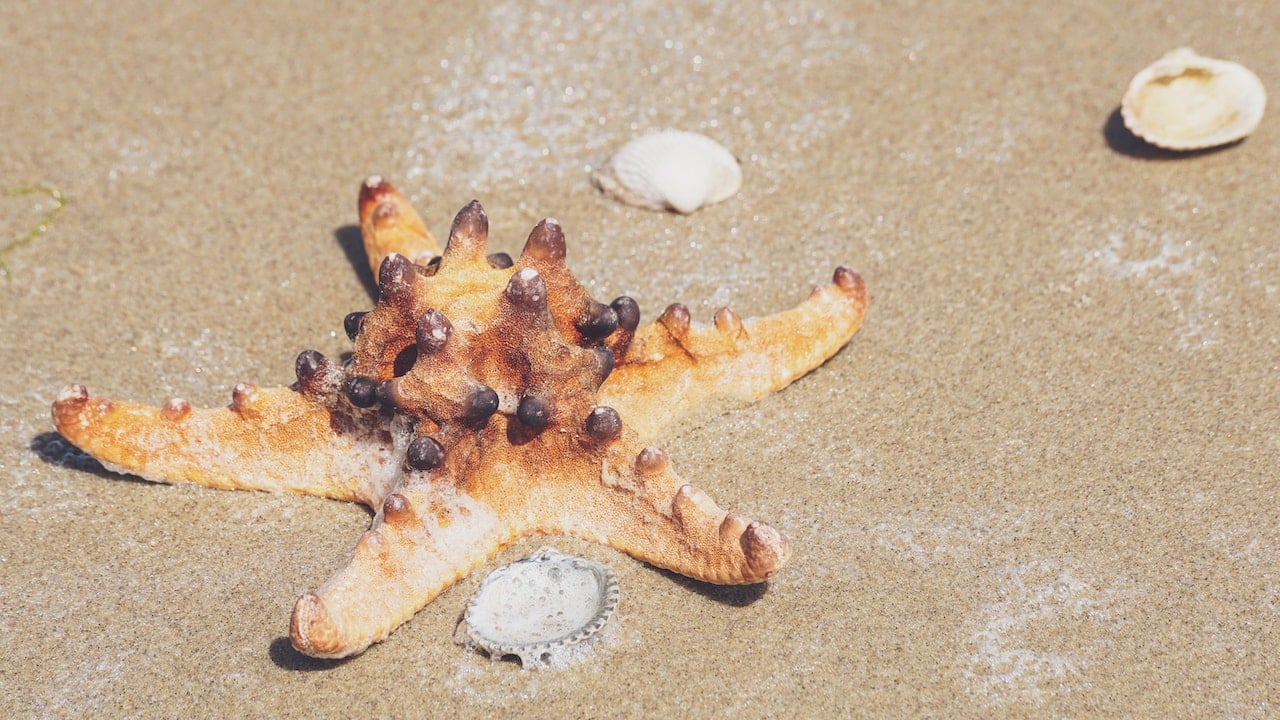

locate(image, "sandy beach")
(2, 1), (1278, 717)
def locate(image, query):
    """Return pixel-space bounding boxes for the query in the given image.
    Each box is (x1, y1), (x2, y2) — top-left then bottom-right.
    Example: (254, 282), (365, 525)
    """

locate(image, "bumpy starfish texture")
(51, 177), (869, 659)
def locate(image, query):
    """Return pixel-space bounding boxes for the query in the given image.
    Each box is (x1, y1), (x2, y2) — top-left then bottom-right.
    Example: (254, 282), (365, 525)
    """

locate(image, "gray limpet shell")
(462, 547), (619, 667)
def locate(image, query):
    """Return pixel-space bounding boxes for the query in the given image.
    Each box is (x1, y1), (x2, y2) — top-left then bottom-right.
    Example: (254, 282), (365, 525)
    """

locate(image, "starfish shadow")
(333, 224), (378, 301)
(269, 636), (353, 671)
(29, 431), (148, 482)
(656, 567), (770, 607)
(1103, 106), (1241, 159)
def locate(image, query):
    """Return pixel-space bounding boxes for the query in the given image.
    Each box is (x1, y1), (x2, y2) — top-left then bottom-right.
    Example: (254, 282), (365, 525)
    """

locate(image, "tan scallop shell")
(593, 130), (742, 214)
(1121, 48), (1266, 151)
(459, 547), (619, 668)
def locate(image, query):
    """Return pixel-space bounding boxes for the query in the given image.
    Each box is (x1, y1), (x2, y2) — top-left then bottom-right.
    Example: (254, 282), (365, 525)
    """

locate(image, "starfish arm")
(359, 177), (440, 280)
(289, 483), (511, 659)
(51, 383), (390, 505)
(601, 267), (868, 438)
(549, 438), (791, 586)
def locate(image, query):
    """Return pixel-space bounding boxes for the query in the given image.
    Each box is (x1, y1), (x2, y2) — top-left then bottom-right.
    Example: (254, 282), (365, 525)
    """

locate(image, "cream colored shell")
(593, 130), (742, 214)
(1121, 48), (1266, 151)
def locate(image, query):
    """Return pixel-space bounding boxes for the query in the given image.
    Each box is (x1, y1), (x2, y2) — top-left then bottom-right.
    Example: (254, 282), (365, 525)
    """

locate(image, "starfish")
(51, 178), (868, 658)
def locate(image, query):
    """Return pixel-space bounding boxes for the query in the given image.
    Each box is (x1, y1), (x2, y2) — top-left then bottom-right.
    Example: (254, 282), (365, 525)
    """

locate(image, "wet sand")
(2, 1), (1278, 717)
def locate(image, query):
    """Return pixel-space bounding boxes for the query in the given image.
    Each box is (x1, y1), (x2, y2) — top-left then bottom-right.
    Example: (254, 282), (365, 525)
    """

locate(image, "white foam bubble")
(960, 559), (1136, 705)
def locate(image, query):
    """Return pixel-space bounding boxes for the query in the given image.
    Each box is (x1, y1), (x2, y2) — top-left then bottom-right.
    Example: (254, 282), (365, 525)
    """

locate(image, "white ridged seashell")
(459, 547), (619, 668)
(593, 130), (742, 214)
(1121, 48), (1266, 151)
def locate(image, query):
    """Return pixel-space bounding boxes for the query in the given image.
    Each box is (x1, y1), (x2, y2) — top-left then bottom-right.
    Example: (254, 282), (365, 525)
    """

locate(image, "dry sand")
(2, 1), (1278, 717)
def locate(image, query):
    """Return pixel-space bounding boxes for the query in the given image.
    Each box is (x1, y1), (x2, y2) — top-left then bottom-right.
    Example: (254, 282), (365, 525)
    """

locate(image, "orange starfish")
(51, 178), (868, 658)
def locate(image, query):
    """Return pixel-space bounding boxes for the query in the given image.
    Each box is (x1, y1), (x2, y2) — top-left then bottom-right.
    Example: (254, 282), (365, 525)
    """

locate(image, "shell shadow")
(268, 636), (353, 671)
(1103, 106), (1241, 159)
(656, 567), (770, 606)
(333, 224), (378, 301)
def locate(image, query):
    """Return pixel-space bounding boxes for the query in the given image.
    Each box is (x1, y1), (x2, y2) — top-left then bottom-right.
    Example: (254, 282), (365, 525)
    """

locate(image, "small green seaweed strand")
(1, 185), (68, 281)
